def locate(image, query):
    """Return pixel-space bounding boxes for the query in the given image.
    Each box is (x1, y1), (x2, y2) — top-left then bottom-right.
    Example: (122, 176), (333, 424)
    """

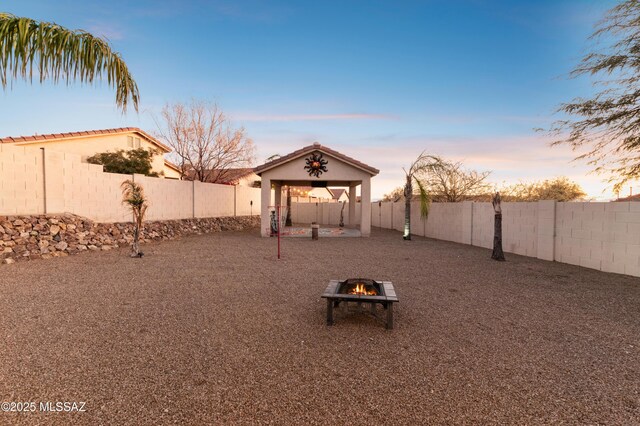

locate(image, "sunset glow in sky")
(1, 0), (626, 200)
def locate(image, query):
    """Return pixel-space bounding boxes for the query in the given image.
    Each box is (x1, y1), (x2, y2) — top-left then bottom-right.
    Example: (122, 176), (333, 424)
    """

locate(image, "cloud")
(235, 113), (396, 122)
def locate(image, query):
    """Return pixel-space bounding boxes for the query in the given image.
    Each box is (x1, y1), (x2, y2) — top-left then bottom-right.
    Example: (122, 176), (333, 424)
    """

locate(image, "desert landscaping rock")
(0, 214), (259, 263)
(54, 241), (68, 251)
(0, 228), (638, 424)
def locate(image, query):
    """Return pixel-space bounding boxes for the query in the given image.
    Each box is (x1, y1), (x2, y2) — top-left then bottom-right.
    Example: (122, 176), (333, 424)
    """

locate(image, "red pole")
(277, 205), (281, 259)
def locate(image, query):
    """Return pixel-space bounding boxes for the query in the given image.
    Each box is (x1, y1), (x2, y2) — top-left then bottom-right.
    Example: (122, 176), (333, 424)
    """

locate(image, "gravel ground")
(1, 228), (639, 425)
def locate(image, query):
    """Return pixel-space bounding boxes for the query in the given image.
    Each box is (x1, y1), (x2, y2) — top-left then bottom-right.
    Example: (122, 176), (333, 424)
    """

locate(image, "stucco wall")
(0, 144), (260, 223)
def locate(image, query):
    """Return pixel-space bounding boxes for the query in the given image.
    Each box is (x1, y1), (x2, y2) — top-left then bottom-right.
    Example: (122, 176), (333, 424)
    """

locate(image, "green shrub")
(87, 148), (160, 177)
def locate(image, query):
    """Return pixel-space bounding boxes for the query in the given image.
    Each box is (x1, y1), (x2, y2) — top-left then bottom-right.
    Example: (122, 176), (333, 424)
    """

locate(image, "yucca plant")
(402, 152), (442, 240)
(0, 13), (139, 112)
(121, 180), (148, 257)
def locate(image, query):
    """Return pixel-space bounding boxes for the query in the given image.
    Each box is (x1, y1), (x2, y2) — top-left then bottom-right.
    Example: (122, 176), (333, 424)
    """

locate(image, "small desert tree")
(501, 177), (586, 201)
(426, 160), (492, 202)
(402, 152), (443, 240)
(121, 180), (148, 258)
(382, 187), (404, 202)
(155, 100), (255, 182)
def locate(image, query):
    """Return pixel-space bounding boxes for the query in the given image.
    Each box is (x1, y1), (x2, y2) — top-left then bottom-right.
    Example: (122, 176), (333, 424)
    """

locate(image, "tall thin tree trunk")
(403, 175), (412, 240)
(132, 221), (140, 257)
(285, 186), (292, 226)
(491, 192), (505, 261)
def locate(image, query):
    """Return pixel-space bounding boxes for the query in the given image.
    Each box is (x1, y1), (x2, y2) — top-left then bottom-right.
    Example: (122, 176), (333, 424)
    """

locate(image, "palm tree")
(121, 180), (148, 257)
(0, 13), (139, 112)
(491, 192), (506, 261)
(402, 152), (442, 240)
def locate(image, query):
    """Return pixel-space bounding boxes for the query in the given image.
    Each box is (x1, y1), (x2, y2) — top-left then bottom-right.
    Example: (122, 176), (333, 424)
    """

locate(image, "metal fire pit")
(321, 279), (398, 329)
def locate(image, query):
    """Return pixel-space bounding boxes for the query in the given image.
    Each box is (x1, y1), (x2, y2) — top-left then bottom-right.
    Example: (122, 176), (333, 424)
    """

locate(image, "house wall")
(308, 188), (333, 200)
(334, 192), (349, 203)
(163, 164), (182, 179)
(0, 144), (260, 223)
(5, 132), (171, 178)
(236, 173), (260, 187)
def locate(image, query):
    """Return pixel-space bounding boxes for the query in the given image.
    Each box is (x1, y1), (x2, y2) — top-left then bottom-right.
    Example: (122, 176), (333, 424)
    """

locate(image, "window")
(127, 136), (133, 147)
(134, 137), (141, 148)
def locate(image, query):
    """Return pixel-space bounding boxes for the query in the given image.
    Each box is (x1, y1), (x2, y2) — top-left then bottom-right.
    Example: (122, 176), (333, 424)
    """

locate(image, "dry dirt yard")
(1, 228), (639, 425)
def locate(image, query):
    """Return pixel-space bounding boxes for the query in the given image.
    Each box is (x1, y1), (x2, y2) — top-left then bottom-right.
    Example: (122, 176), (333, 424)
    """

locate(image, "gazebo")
(254, 143), (379, 237)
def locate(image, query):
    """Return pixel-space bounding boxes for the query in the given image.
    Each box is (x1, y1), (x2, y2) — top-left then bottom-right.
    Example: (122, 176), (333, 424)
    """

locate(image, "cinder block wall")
(0, 144), (45, 215)
(290, 202), (360, 225)
(554, 201), (640, 276)
(0, 145), (260, 222)
(371, 200), (640, 278)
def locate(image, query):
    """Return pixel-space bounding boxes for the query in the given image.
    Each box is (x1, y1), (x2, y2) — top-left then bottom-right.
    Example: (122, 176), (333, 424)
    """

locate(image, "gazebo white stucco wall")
(254, 143), (379, 237)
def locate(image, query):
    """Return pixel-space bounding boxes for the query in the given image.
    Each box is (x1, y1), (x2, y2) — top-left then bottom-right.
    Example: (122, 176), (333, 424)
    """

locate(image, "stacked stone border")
(0, 214), (260, 264)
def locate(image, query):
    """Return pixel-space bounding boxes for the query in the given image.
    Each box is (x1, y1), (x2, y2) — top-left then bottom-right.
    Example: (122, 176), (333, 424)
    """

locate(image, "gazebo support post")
(260, 177), (272, 237)
(348, 184), (357, 227)
(360, 177), (371, 237)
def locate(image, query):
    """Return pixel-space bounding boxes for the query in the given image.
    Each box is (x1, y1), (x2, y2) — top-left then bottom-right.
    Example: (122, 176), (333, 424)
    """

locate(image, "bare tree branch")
(154, 100), (255, 182)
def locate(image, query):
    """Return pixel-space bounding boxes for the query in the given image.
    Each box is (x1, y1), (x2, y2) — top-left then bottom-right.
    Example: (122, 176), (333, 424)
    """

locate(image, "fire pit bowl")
(322, 279), (398, 329)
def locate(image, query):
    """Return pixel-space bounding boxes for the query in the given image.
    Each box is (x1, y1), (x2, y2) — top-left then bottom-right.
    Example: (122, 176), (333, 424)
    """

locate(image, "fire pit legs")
(386, 302), (393, 330)
(326, 299), (334, 326)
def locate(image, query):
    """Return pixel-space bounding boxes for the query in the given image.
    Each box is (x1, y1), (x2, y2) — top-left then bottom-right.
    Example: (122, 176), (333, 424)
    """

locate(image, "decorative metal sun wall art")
(304, 152), (328, 178)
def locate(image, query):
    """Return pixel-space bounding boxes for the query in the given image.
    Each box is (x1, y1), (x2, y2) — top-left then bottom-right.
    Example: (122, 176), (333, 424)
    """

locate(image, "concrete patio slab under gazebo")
(254, 142), (379, 237)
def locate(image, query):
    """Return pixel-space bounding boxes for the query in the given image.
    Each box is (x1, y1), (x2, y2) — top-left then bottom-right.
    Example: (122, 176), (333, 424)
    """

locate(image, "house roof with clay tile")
(253, 142), (379, 176)
(0, 127), (171, 153)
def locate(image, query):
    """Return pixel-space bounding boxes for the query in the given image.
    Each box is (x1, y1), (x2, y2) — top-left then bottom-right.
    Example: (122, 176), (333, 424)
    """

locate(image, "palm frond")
(410, 151), (443, 177)
(121, 180), (147, 211)
(0, 13), (139, 112)
(414, 177), (431, 218)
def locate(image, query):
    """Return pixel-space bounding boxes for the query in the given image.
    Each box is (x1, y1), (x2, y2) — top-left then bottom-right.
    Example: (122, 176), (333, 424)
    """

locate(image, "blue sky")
(1, 0), (623, 199)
